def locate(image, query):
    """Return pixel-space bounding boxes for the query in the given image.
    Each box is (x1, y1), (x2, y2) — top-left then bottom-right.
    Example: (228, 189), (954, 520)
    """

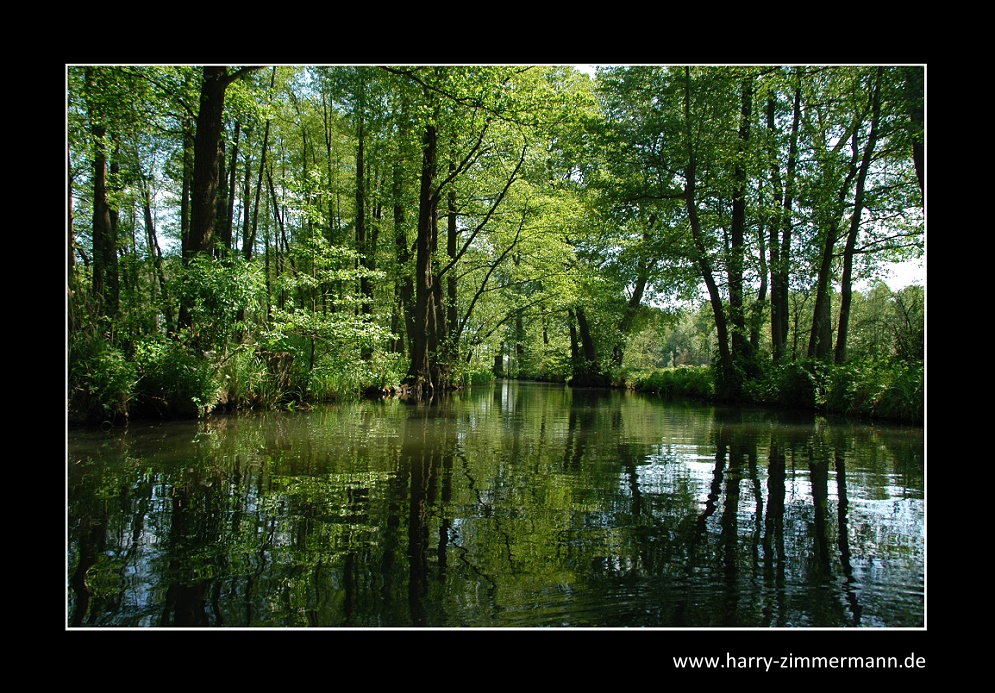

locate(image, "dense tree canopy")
(67, 64), (924, 423)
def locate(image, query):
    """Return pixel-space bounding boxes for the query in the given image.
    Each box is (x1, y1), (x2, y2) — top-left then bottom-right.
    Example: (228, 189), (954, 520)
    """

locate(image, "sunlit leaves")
(172, 255), (266, 348)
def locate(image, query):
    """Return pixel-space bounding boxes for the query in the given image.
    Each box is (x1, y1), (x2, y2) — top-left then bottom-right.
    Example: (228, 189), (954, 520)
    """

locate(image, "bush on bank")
(822, 359), (924, 423)
(621, 366), (715, 401)
(67, 337), (403, 426)
(623, 358), (924, 424)
(67, 333), (139, 425)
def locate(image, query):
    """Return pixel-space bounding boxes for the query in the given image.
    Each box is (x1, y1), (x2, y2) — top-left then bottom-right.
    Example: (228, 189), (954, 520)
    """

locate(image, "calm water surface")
(66, 381), (925, 628)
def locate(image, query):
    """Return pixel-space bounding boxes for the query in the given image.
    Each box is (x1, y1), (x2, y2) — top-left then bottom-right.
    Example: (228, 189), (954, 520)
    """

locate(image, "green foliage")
(824, 359), (923, 423)
(748, 358), (829, 410)
(623, 366), (714, 400)
(308, 349), (407, 400)
(876, 362), (924, 422)
(824, 361), (884, 417)
(67, 65), (923, 426)
(526, 349), (572, 383)
(623, 305), (716, 370)
(742, 357), (923, 423)
(263, 236), (396, 398)
(173, 256), (265, 350)
(539, 351), (922, 424)
(465, 367), (496, 386)
(307, 356), (362, 400)
(263, 303), (397, 398)
(131, 338), (222, 418)
(362, 350), (410, 393)
(842, 282), (924, 364)
(67, 332), (138, 425)
(214, 346), (273, 410)
(891, 285), (925, 364)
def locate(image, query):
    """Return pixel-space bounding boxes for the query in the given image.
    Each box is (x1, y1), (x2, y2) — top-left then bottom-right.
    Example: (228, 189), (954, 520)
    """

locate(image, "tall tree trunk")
(187, 66), (228, 261)
(354, 95), (374, 363)
(766, 97), (786, 360)
(682, 68), (733, 390)
(808, 143), (857, 361)
(267, 165), (292, 311)
(322, 90), (338, 242)
(576, 307), (598, 369)
(567, 308), (580, 373)
(835, 68), (883, 365)
(220, 121), (240, 256)
(355, 91), (371, 317)
(263, 193), (272, 310)
(370, 198), (382, 305)
(180, 116), (194, 260)
(902, 66), (925, 202)
(393, 143), (414, 355)
(143, 197), (173, 333)
(85, 67), (119, 320)
(239, 147), (253, 260)
(109, 139), (121, 267)
(612, 219), (654, 368)
(613, 261), (649, 368)
(445, 160), (459, 364)
(267, 167), (295, 275)
(728, 75), (754, 372)
(188, 66), (262, 265)
(245, 68), (276, 261)
(138, 171), (173, 334)
(68, 151), (75, 280)
(430, 202), (447, 388)
(808, 95), (861, 361)
(181, 66), (227, 332)
(247, 119), (269, 262)
(215, 137), (228, 257)
(569, 306), (607, 386)
(750, 216), (768, 351)
(807, 227), (837, 361)
(68, 149), (78, 333)
(768, 78), (801, 361)
(515, 312), (525, 377)
(92, 133), (119, 319)
(687, 185), (732, 384)
(408, 123), (440, 396)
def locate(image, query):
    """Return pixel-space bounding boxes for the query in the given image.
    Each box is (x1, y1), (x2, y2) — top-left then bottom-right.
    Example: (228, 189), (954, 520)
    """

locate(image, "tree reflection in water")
(67, 383), (924, 628)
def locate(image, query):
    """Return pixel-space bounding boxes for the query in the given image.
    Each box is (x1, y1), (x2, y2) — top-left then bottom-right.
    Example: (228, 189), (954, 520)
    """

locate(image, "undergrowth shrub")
(465, 367), (496, 386)
(749, 359), (829, 410)
(362, 350), (409, 393)
(308, 348), (408, 401)
(876, 362), (924, 423)
(824, 361), (882, 417)
(671, 366), (715, 399)
(528, 351), (571, 383)
(824, 359), (923, 423)
(131, 338), (222, 418)
(67, 335), (138, 425)
(214, 346), (271, 410)
(626, 366), (714, 399)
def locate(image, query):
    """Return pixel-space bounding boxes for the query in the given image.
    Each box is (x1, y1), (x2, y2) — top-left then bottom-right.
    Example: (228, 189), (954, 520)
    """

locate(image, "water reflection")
(67, 381), (924, 628)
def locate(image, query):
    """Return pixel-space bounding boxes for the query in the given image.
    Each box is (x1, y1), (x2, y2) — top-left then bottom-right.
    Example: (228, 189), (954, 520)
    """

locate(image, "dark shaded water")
(66, 381), (924, 629)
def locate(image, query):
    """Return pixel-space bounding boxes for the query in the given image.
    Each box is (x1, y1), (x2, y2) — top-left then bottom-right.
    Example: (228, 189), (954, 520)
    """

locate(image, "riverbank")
(618, 359), (924, 425)
(67, 350), (923, 428)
